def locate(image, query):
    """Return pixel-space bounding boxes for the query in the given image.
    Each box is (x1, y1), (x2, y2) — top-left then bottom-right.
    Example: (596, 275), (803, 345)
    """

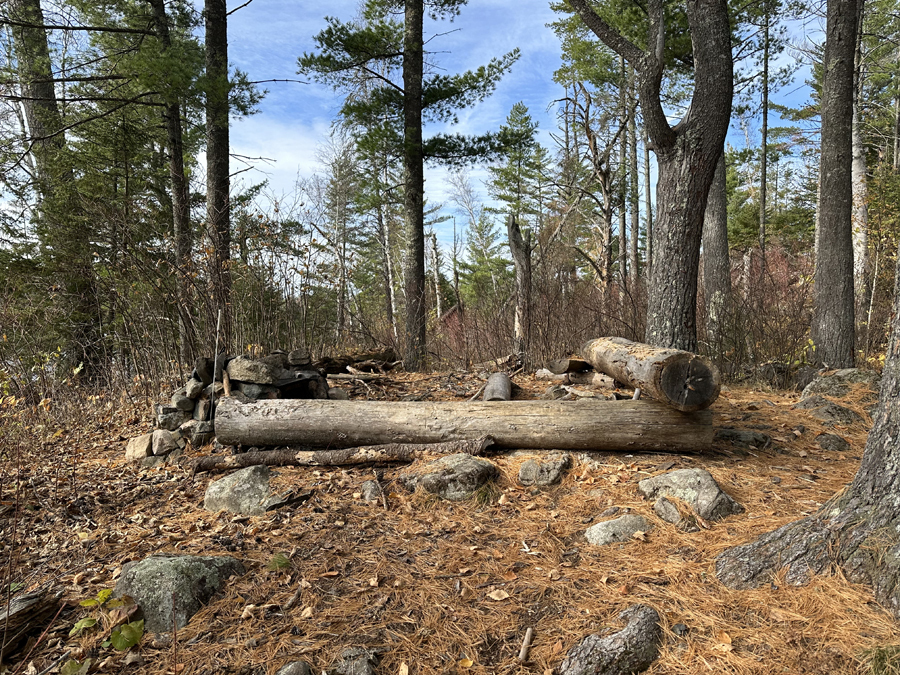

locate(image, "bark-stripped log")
(581, 337), (721, 412)
(193, 437), (495, 474)
(215, 397), (713, 452)
(547, 357), (593, 374)
(535, 369), (614, 388)
(484, 372), (512, 401)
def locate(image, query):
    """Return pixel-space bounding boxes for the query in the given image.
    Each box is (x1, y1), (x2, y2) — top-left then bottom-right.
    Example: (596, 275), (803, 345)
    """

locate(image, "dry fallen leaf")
(501, 569), (518, 581)
(632, 530), (647, 542)
(321, 570), (340, 577)
(498, 494), (509, 505)
(552, 640), (564, 654)
(398, 663), (409, 675)
(487, 589), (510, 601)
(368, 576), (379, 587)
(458, 658), (473, 668)
(300, 606), (313, 619)
(240, 604), (257, 620)
(599, 575), (609, 585)
(617, 584), (630, 595)
(769, 607), (807, 622)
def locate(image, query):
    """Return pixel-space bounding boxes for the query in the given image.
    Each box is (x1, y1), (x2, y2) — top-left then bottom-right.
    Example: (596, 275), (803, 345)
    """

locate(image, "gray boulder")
(360, 480), (383, 503)
(652, 497), (680, 524)
(204, 465), (271, 516)
(276, 663), (312, 675)
(156, 405), (190, 431)
(328, 648), (379, 675)
(151, 429), (183, 456)
(181, 420), (215, 447)
(125, 433), (153, 461)
(226, 355), (280, 384)
(114, 554), (244, 632)
(171, 391), (194, 412)
(801, 368), (880, 400)
(193, 398), (211, 422)
(585, 514), (651, 547)
(714, 428), (771, 450)
(234, 382), (279, 399)
(328, 387), (350, 400)
(518, 453), (572, 486)
(637, 468), (743, 521)
(559, 604), (661, 675)
(816, 433), (851, 452)
(185, 378), (204, 399)
(400, 453), (498, 501)
(792, 395), (863, 426)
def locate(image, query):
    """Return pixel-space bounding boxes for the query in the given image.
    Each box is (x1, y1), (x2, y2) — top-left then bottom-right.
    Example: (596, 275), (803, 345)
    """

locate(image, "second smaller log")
(484, 373), (513, 401)
(581, 337), (721, 412)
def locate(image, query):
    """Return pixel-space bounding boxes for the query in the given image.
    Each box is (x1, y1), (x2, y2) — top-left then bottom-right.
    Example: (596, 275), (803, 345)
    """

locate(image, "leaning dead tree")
(215, 398), (714, 453)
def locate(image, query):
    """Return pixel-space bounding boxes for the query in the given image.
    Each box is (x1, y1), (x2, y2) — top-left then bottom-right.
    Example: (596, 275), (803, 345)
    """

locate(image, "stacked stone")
(125, 348), (339, 465)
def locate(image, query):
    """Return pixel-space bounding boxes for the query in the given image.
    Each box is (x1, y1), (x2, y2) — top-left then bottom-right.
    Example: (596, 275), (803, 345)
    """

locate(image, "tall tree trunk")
(628, 67), (640, 287)
(851, 3), (868, 309)
(376, 182), (397, 341)
(507, 215), (532, 365)
(205, 0), (232, 348)
(10, 0), (99, 375)
(643, 126), (653, 273)
(702, 152), (731, 352)
(618, 56), (628, 304)
(759, 6), (769, 261)
(402, 0), (426, 371)
(430, 231), (442, 320)
(717, 209), (900, 618)
(813, 0), (860, 368)
(150, 0), (194, 366)
(570, 0), (733, 353)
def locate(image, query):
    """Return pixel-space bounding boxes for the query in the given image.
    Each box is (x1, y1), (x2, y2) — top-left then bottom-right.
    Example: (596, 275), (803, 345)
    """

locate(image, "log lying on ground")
(581, 337), (721, 412)
(193, 437), (495, 474)
(484, 372), (513, 401)
(215, 397), (714, 453)
(547, 357), (593, 374)
(535, 368), (614, 388)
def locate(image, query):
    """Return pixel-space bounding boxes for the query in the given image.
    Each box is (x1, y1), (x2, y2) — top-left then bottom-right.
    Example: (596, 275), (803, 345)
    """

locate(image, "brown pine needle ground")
(2, 374), (898, 675)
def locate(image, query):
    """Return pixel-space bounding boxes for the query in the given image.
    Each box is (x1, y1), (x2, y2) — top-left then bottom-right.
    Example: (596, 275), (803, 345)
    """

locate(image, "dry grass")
(2, 374), (899, 675)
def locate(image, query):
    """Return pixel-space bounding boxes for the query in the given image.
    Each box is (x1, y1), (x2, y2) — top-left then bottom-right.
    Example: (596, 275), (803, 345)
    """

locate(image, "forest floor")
(2, 371), (900, 675)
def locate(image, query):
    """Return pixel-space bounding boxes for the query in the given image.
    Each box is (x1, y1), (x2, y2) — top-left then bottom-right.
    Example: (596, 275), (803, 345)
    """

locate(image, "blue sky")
(222, 1), (821, 249)
(225, 0), (567, 246)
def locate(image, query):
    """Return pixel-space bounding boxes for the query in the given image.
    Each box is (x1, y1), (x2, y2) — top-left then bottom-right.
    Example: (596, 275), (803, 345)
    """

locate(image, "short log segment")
(581, 337), (721, 412)
(484, 373), (513, 401)
(193, 437), (495, 475)
(215, 397), (713, 452)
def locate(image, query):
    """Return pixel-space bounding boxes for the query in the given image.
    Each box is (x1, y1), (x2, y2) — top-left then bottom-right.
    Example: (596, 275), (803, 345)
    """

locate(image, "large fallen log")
(193, 437), (495, 474)
(581, 337), (721, 412)
(215, 397), (714, 453)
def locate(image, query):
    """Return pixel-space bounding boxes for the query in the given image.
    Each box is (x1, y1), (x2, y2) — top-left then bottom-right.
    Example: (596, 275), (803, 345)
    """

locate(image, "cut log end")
(659, 355), (721, 412)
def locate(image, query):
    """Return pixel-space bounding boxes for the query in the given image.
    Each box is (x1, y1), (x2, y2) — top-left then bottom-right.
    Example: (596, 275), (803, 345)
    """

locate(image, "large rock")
(585, 514), (651, 547)
(125, 433), (153, 461)
(400, 453), (498, 501)
(156, 405), (190, 431)
(151, 429), (183, 456)
(816, 433), (851, 453)
(518, 453), (571, 486)
(185, 378), (204, 399)
(114, 554), (244, 632)
(204, 465), (271, 516)
(277, 663), (312, 675)
(714, 428), (771, 450)
(792, 395), (863, 426)
(181, 420), (215, 448)
(637, 469), (743, 521)
(801, 368), (880, 400)
(559, 604), (661, 675)
(328, 648), (379, 675)
(234, 382), (279, 400)
(226, 356), (281, 385)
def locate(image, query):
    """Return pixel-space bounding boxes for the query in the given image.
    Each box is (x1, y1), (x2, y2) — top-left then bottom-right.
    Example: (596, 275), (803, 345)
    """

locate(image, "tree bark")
(851, 4), (868, 309)
(570, 0), (733, 352)
(507, 215), (532, 363)
(205, 0), (232, 348)
(193, 437), (496, 474)
(812, 0), (860, 368)
(628, 67), (640, 287)
(402, 0), (426, 371)
(759, 6), (769, 260)
(702, 152), (731, 351)
(214, 397), (714, 453)
(150, 0), (194, 366)
(717, 226), (900, 618)
(581, 337), (721, 412)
